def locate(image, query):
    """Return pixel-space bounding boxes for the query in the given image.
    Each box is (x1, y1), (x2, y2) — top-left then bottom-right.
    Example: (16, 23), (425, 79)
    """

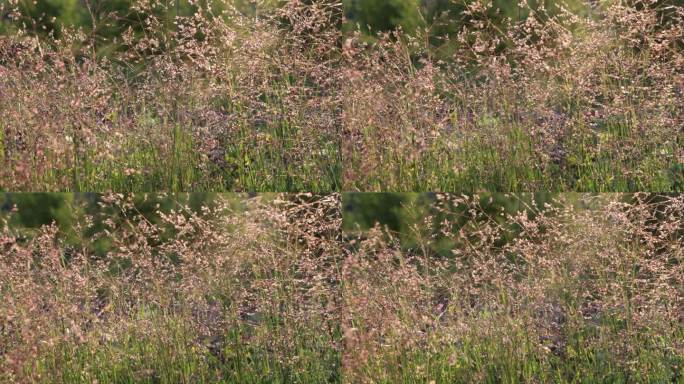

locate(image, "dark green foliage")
(343, 0), (584, 36)
(1, 0), (211, 55)
(0, 193), (219, 255)
(343, 192), (560, 256)
(0, 192), (74, 229)
(344, 0), (422, 33)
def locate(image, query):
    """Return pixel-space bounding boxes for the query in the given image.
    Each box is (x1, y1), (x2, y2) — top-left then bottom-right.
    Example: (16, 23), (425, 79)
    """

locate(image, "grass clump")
(2, 192), (684, 382)
(342, 193), (684, 382)
(341, 1), (684, 191)
(0, 1), (342, 192)
(1, 1), (683, 191)
(0, 193), (342, 383)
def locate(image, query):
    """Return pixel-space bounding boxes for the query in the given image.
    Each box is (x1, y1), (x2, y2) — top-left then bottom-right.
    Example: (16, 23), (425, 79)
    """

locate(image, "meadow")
(0, 193), (342, 383)
(342, 193), (684, 382)
(341, 1), (684, 191)
(2, 192), (683, 383)
(0, 1), (342, 192)
(1, 0), (683, 382)
(0, 0), (682, 191)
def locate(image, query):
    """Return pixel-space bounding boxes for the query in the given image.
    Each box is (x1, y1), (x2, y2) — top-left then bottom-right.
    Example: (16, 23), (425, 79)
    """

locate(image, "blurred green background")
(344, 0), (684, 33)
(0, 193), (222, 256)
(4, 0), (683, 62)
(2, 192), (680, 261)
(343, 192), (559, 254)
(6, 1), (683, 36)
(343, 192), (679, 257)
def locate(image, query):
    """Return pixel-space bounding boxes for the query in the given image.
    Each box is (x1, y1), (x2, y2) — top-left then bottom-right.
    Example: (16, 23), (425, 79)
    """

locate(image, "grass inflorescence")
(340, 0), (684, 191)
(1, 192), (684, 382)
(0, 1), (682, 191)
(0, 1), (342, 192)
(342, 193), (684, 383)
(0, 193), (342, 383)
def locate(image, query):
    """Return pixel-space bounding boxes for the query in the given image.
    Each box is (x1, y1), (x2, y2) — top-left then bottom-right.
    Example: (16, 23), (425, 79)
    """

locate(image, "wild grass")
(1, 1), (682, 191)
(0, 193), (342, 383)
(0, 1), (342, 192)
(342, 1), (684, 191)
(342, 193), (684, 383)
(2, 192), (684, 382)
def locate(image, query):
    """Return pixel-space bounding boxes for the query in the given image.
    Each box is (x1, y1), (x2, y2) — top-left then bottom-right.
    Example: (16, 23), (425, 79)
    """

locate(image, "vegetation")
(343, 193), (684, 382)
(342, 1), (684, 191)
(2, 192), (683, 382)
(1, 0), (684, 382)
(0, 1), (342, 192)
(0, 0), (682, 191)
(0, 193), (342, 383)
